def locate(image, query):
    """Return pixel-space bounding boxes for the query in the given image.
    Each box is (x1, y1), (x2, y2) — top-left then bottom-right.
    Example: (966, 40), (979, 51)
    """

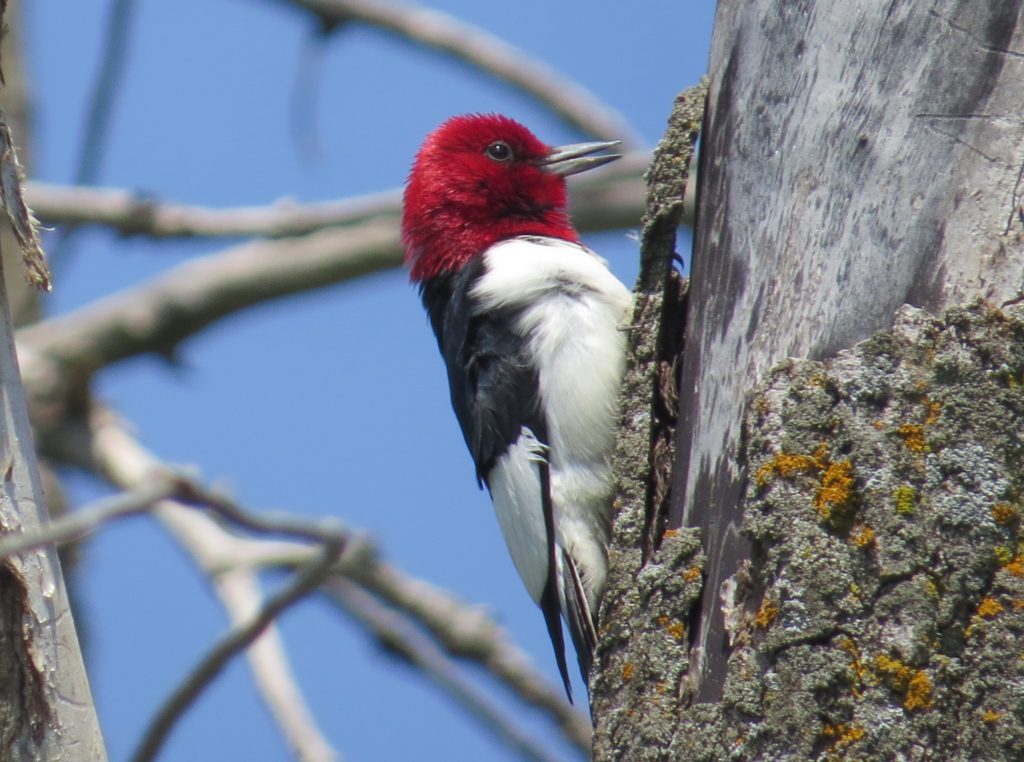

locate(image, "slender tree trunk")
(0, 5), (106, 759)
(593, 2), (1024, 759)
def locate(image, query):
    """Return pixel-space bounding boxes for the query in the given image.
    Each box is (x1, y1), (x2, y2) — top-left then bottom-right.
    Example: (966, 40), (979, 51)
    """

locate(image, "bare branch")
(42, 407), (346, 759)
(70, 0), (136, 188)
(19, 154), (647, 374)
(26, 181), (403, 239)
(131, 542), (342, 762)
(326, 578), (572, 762)
(346, 561), (593, 751)
(20, 219), (399, 371)
(0, 477), (176, 559)
(217, 569), (340, 762)
(47, 0), (138, 269)
(270, 0), (640, 147)
(39, 401), (592, 756)
(26, 152), (647, 239)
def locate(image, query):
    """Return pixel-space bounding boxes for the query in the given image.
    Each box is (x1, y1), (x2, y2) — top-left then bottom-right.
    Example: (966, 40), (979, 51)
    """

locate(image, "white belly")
(471, 236), (632, 606)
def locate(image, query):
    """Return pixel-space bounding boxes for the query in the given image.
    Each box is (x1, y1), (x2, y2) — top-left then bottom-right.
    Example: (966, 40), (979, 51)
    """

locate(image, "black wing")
(420, 262), (574, 699)
(419, 259), (544, 484)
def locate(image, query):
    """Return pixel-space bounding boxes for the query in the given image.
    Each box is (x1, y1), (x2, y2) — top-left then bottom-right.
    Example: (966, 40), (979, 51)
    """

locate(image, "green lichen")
(893, 485), (916, 515)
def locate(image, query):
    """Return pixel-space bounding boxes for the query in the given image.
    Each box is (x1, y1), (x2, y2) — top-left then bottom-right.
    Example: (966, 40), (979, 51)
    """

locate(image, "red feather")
(402, 114), (580, 282)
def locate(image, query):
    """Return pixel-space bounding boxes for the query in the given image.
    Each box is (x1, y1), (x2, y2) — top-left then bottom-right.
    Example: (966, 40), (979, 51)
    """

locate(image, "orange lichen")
(657, 614), (685, 640)
(755, 600), (779, 628)
(874, 654), (911, 682)
(977, 597), (1004, 618)
(898, 423), (929, 453)
(874, 655), (933, 711)
(755, 452), (818, 487)
(756, 444), (858, 526)
(852, 526), (876, 549)
(839, 638), (868, 686)
(924, 399), (942, 426)
(622, 662), (635, 681)
(992, 502), (1018, 525)
(1013, 599), (1024, 611)
(822, 722), (865, 749)
(663, 528), (679, 540)
(904, 672), (934, 711)
(815, 460), (855, 520)
(683, 566), (702, 583)
(983, 709), (1003, 724)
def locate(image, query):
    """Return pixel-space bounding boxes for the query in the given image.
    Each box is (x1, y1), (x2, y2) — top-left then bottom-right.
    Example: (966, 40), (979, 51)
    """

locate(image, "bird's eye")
(485, 141), (514, 162)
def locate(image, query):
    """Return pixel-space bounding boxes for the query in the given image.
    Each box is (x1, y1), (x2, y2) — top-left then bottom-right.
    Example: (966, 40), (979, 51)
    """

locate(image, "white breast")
(471, 236), (632, 606)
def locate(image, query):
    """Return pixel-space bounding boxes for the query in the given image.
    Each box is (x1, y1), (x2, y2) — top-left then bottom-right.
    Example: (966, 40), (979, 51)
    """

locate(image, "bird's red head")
(402, 114), (619, 282)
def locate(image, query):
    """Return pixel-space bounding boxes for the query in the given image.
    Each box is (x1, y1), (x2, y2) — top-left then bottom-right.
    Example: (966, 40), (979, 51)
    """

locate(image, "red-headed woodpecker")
(402, 114), (631, 699)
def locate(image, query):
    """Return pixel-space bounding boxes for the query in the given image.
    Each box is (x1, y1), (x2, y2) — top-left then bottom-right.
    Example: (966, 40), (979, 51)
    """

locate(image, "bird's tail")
(561, 548), (598, 688)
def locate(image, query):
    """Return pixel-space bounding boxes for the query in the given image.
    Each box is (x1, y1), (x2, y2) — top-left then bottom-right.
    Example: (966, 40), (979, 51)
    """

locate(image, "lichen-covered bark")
(659, 303), (1024, 760)
(590, 83), (705, 759)
(676, 0), (1024, 701)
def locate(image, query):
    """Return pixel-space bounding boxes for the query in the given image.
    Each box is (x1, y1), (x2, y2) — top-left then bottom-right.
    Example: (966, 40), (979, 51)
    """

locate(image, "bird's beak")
(538, 140), (621, 177)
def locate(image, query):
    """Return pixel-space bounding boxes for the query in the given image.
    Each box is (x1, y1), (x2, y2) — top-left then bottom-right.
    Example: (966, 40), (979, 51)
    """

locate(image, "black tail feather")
(537, 457), (574, 702)
(540, 567), (573, 702)
(562, 548), (597, 686)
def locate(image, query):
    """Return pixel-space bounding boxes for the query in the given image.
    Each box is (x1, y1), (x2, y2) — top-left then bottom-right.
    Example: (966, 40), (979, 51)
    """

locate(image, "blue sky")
(26, 1), (714, 759)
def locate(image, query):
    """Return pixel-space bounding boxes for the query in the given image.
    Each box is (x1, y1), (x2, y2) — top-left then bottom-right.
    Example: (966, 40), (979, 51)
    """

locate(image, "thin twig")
(87, 412), (345, 761)
(49, 0), (137, 270)
(33, 403), (592, 756)
(19, 219), (401, 372)
(0, 478), (177, 560)
(131, 542), (343, 762)
(177, 480), (350, 548)
(326, 578), (572, 762)
(217, 569), (340, 762)
(346, 561), (593, 751)
(72, 0), (136, 187)
(269, 0), (640, 147)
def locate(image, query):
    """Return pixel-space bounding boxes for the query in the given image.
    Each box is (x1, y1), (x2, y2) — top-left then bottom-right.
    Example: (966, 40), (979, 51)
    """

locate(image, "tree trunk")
(592, 2), (1024, 759)
(0, 5), (106, 760)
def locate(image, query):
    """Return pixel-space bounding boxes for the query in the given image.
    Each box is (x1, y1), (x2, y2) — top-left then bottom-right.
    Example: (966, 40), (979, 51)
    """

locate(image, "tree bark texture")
(675, 0), (1024, 701)
(0, 5), (105, 759)
(591, 85), (704, 756)
(0, 0), (41, 326)
(591, 2), (1024, 760)
(0, 249), (105, 760)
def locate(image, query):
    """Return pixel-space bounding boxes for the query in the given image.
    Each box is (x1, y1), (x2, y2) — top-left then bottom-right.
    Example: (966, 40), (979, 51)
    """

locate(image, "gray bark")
(0, 5), (106, 760)
(677, 0), (1024, 700)
(591, 1), (1024, 759)
(591, 84), (704, 757)
(0, 247), (106, 759)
